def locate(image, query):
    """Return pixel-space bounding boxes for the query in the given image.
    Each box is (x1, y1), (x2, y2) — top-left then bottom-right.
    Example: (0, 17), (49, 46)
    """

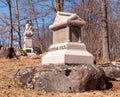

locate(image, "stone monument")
(42, 12), (93, 65)
(23, 19), (34, 55)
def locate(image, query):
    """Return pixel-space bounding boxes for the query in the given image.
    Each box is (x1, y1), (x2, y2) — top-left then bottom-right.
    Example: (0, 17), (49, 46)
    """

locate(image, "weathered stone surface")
(97, 62), (120, 79)
(14, 64), (111, 93)
(0, 47), (17, 59)
(0, 47), (7, 58)
(14, 48), (27, 57)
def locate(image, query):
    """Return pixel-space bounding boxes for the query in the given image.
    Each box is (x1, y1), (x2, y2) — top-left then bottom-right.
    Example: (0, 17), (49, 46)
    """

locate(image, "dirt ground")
(0, 57), (120, 97)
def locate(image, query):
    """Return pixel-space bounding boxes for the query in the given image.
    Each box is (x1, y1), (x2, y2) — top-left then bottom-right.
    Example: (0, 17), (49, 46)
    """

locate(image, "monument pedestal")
(23, 37), (34, 55)
(42, 12), (94, 65)
(42, 42), (93, 65)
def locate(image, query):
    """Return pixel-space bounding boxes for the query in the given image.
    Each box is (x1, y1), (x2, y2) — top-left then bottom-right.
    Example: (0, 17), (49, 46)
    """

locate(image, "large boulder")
(14, 47), (27, 57)
(0, 47), (17, 59)
(0, 47), (7, 58)
(14, 64), (112, 93)
(97, 62), (120, 79)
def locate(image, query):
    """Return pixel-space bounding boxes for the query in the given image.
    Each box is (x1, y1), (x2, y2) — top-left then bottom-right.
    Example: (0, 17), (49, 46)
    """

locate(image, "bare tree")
(15, 0), (22, 49)
(6, 0), (13, 48)
(0, 0), (119, 60)
(100, 0), (110, 61)
(53, 0), (64, 14)
(0, 0), (17, 59)
(72, 0), (120, 61)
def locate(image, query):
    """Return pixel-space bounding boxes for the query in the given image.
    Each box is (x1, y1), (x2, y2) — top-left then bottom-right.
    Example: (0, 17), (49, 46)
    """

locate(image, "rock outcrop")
(0, 47), (17, 59)
(14, 64), (112, 93)
(97, 62), (120, 79)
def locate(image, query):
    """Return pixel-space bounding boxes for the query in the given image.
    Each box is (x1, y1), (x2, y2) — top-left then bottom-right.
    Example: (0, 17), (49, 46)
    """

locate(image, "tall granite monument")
(42, 12), (93, 65)
(23, 19), (34, 55)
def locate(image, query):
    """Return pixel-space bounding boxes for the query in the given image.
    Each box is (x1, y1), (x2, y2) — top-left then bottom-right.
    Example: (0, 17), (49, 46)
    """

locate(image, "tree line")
(0, 0), (119, 62)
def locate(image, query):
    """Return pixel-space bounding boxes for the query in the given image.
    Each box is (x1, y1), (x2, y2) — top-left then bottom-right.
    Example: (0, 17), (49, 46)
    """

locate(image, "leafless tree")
(15, 0), (22, 49)
(6, 0), (13, 48)
(100, 0), (110, 61)
(0, 0), (119, 60)
(53, 0), (64, 14)
(70, 0), (120, 61)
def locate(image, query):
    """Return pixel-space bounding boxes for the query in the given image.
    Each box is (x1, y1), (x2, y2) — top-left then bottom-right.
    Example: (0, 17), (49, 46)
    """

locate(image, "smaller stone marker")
(42, 12), (93, 65)
(23, 19), (35, 56)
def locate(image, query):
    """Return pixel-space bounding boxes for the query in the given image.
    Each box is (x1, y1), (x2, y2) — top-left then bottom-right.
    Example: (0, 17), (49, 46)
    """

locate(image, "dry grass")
(0, 58), (120, 97)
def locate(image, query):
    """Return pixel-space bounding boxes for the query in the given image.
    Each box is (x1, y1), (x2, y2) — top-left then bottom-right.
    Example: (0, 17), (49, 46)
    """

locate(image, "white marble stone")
(23, 19), (35, 56)
(42, 12), (94, 65)
(24, 37), (33, 48)
(42, 42), (93, 65)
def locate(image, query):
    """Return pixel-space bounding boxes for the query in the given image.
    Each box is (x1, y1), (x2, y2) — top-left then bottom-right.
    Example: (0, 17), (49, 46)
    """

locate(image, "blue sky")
(0, 7), (7, 13)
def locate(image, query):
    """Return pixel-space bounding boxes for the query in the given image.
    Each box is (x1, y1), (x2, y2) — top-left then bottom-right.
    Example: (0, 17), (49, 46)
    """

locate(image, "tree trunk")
(53, 0), (64, 14)
(7, 0), (13, 48)
(15, 0), (22, 49)
(101, 0), (110, 61)
(6, 0), (17, 59)
(30, 0), (45, 53)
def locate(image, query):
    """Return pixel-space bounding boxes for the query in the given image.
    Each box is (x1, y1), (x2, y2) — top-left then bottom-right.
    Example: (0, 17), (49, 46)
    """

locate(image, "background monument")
(42, 12), (93, 65)
(23, 19), (34, 55)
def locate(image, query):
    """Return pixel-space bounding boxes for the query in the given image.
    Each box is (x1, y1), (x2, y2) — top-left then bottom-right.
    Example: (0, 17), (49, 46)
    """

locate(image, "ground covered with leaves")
(0, 58), (120, 97)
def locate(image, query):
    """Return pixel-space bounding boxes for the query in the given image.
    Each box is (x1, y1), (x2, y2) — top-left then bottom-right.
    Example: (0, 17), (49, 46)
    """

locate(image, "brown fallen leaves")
(0, 58), (120, 97)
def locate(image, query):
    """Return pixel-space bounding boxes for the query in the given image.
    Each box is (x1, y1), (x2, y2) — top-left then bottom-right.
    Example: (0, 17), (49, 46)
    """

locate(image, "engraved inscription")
(49, 45), (67, 51)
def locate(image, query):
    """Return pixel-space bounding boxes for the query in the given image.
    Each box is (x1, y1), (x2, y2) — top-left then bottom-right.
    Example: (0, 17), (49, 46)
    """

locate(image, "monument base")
(42, 42), (93, 65)
(23, 48), (36, 57)
(23, 48), (33, 53)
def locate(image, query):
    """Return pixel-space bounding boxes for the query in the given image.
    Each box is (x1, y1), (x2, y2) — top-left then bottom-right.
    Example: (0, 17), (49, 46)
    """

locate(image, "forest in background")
(0, 0), (119, 61)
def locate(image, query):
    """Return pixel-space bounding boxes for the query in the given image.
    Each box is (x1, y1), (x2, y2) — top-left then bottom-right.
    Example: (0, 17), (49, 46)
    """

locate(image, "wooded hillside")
(0, 0), (119, 61)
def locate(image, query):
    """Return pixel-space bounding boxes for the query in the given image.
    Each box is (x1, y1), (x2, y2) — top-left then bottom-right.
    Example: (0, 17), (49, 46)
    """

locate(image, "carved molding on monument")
(49, 45), (66, 51)
(49, 12), (86, 30)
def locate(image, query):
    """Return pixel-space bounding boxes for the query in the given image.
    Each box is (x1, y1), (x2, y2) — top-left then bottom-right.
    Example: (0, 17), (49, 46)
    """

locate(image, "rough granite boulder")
(97, 62), (120, 79)
(0, 47), (17, 59)
(14, 64), (112, 93)
(0, 47), (8, 58)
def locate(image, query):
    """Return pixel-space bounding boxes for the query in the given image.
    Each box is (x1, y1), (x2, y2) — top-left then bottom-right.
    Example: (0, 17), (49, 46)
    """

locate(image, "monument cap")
(49, 12), (86, 30)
